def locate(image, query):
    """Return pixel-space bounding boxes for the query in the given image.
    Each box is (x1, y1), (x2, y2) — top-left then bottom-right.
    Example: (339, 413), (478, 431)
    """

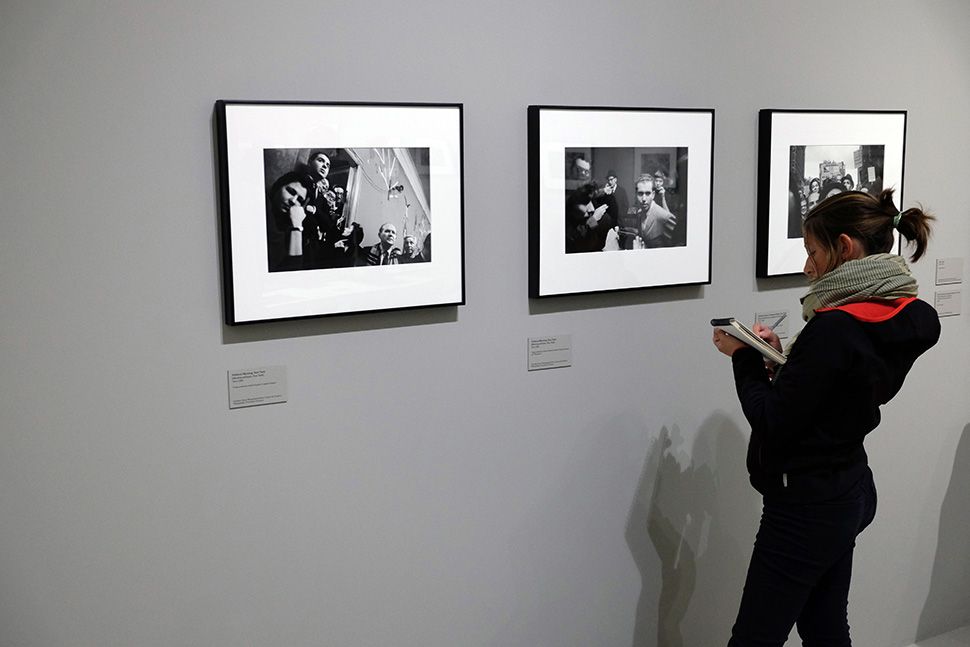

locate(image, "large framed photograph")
(528, 106), (714, 298)
(215, 101), (464, 324)
(757, 109), (906, 277)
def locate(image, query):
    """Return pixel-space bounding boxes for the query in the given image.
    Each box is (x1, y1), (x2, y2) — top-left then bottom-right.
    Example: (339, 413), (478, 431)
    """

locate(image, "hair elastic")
(893, 211), (903, 229)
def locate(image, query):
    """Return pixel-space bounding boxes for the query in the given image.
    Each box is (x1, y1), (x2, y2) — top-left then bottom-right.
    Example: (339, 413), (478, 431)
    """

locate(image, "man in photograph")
(333, 186), (347, 218)
(635, 175), (677, 247)
(303, 150), (332, 218)
(604, 171), (629, 219)
(362, 223), (401, 266)
(568, 155), (592, 182)
(605, 175), (676, 250)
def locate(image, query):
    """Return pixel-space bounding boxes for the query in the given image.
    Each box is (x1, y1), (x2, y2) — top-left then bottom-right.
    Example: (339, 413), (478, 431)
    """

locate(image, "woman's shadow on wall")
(916, 423), (970, 641)
(625, 413), (757, 647)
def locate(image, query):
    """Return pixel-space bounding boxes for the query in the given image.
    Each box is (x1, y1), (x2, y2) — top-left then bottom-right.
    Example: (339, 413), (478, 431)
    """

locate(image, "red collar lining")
(815, 297), (917, 322)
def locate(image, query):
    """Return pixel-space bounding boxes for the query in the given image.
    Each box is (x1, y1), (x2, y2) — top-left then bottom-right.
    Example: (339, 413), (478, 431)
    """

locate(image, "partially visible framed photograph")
(757, 109), (906, 277)
(529, 106), (714, 298)
(215, 100), (464, 324)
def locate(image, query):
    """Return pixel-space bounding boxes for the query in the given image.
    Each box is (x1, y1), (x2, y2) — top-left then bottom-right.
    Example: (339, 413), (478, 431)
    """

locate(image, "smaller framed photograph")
(757, 109), (906, 277)
(529, 105), (714, 298)
(215, 101), (465, 324)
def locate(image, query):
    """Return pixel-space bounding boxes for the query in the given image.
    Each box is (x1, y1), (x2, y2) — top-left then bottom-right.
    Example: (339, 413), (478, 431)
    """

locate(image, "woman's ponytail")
(888, 191), (934, 262)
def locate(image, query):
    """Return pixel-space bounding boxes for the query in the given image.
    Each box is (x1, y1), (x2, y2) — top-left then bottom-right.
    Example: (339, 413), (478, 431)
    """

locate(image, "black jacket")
(732, 298), (940, 502)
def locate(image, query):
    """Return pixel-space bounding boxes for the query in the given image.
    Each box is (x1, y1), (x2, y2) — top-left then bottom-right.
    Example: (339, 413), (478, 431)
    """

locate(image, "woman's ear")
(838, 233), (863, 261)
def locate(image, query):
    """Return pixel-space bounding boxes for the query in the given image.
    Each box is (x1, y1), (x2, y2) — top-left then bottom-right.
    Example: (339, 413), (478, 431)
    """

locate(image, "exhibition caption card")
(228, 366), (288, 409)
(528, 335), (572, 371)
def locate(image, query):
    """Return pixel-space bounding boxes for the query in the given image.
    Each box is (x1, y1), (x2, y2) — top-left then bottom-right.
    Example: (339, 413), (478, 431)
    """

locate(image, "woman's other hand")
(713, 329), (746, 357)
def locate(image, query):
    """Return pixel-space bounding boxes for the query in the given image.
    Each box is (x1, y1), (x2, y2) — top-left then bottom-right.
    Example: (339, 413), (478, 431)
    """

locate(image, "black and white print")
(216, 100), (463, 323)
(264, 147), (432, 271)
(787, 144), (885, 238)
(756, 110), (905, 277)
(564, 147), (688, 253)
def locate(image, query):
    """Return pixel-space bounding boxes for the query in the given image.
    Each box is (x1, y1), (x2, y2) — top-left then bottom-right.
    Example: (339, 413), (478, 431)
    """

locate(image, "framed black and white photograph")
(529, 106), (714, 298)
(215, 101), (464, 324)
(757, 109), (906, 277)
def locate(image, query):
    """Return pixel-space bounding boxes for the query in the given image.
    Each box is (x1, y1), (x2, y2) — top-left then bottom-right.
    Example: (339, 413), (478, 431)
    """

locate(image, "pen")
(769, 312), (787, 331)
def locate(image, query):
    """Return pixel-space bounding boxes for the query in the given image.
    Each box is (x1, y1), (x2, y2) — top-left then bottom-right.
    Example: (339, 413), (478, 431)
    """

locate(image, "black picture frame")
(529, 105), (714, 298)
(215, 100), (465, 324)
(757, 109), (907, 277)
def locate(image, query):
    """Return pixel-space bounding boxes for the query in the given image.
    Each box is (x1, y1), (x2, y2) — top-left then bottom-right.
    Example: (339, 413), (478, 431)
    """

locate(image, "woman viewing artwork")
(713, 188), (940, 646)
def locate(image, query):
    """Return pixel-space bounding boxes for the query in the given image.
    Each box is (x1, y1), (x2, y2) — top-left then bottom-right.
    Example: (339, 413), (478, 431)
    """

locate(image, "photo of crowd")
(787, 144), (885, 238)
(564, 147), (689, 253)
(264, 147), (432, 272)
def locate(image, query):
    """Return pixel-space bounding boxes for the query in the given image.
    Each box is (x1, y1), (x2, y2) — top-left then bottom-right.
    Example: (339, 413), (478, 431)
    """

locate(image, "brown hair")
(802, 188), (935, 262)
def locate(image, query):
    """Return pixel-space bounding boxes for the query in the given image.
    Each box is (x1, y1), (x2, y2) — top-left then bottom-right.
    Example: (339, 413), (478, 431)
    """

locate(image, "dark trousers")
(728, 468), (877, 647)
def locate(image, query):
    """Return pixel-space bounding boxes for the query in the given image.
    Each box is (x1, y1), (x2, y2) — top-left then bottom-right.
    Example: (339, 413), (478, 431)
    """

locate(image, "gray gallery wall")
(1, 2), (969, 646)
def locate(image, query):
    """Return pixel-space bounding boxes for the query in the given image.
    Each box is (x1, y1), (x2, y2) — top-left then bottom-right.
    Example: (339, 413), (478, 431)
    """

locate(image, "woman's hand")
(712, 329), (746, 357)
(752, 323), (783, 352)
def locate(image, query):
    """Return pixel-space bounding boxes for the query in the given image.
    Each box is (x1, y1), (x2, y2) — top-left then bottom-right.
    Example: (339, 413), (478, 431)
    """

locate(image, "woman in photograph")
(266, 171), (321, 272)
(806, 177), (821, 210)
(712, 188), (940, 646)
(841, 173), (855, 192)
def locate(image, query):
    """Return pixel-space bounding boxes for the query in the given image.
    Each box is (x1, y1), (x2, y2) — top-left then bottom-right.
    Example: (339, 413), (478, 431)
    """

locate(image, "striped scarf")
(800, 253), (918, 322)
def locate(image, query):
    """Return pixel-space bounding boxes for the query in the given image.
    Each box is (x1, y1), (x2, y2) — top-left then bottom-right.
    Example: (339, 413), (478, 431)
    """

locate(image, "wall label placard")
(228, 366), (288, 409)
(934, 288), (962, 318)
(935, 257), (964, 286)
(528, 335), (572, 371)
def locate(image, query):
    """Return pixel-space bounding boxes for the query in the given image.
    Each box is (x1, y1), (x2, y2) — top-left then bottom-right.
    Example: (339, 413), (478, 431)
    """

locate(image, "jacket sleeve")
(731, 314), (857, 459)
